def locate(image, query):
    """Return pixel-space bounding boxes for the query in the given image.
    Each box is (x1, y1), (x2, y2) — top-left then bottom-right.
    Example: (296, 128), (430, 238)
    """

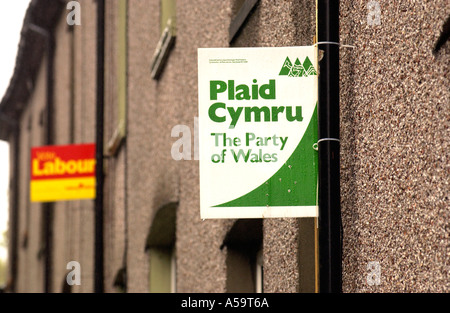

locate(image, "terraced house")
(0, 0), (448, 293)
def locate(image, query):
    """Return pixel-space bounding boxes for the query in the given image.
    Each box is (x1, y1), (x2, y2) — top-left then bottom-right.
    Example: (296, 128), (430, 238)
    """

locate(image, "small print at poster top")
(198, 46), (318, 219)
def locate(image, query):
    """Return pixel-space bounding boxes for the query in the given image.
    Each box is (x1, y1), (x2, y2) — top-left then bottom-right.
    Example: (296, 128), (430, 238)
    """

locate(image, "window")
(145, 202), (178, 293)
(221, 219), (263, 293)
(148, 247), (176, 293)
(255, 249), (263, 293)
(298, 218), (319, 293)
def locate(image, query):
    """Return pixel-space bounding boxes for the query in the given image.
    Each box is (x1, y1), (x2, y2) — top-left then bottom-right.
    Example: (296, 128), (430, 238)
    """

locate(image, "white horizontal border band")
(200, 206), (318, 219)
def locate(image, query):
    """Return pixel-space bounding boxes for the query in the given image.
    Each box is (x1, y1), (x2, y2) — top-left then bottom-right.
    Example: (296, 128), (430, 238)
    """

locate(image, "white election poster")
(198, 46), (318, 219)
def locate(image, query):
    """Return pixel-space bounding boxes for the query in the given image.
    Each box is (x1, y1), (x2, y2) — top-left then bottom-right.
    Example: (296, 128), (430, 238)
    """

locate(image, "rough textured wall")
(103, 0), (128, 293)
(13, 0), (99, 293)
(16, 58), (47, 293)
(8, 0), (448, 293)
(52, 11), (72, 293)
(127, 0), (318, 293)
(46, 0), (98, 293)
(70, 0), (98, 293)
(127, 0), (182, 292)
(232, 0), (317, 293)
(174, 0), (230, 293)
(340, 0), (449, 292)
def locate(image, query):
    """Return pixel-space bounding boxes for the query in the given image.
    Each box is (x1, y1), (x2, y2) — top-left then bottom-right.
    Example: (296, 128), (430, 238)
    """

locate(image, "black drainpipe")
(29, 23), (55, 294)
(9, 126), (20, 293)
(317, 0), (342, 293)
(94, 0), (105, 293)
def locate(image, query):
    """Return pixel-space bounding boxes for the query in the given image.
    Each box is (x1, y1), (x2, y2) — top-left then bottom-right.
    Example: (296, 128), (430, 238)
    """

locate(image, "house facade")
(0, 0), (448, 293)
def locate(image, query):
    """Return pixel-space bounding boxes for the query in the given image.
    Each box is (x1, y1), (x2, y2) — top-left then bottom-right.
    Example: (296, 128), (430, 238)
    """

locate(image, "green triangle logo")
(279, 57), (292, 76)
(290, 58), (307, 77)
(279, 56), (317, 77)
(303, 56), (317, 76)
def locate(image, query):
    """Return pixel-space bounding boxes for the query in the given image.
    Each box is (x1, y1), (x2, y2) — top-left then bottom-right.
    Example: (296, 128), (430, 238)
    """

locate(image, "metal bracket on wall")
(106, 122), (125, 157)
(229, 0), (259, 43)
(150, 19), (176, 79)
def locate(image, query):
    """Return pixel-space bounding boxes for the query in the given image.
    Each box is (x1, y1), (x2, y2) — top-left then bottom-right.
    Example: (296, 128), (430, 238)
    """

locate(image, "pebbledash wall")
(0, 0), (448, 293)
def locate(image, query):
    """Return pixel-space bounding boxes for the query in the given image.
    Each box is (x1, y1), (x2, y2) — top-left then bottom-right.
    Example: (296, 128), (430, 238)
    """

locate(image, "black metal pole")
(95, 0), (105, 293)
(317, 0), (342, 293)
(9, 128), (20, 293)
(44, 29), (55, 294)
